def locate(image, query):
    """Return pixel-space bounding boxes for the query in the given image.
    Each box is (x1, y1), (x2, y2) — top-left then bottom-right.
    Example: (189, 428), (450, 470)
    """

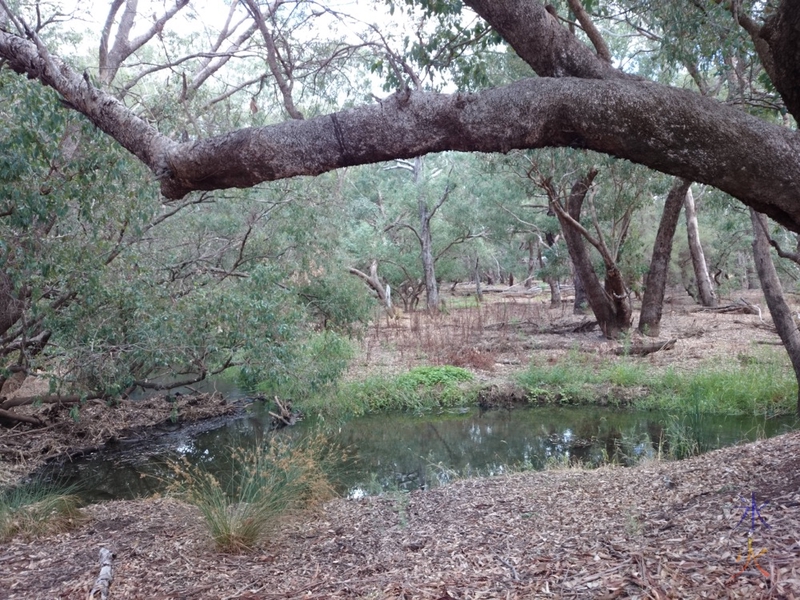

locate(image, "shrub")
(170, 432), (339, 553)
(0, 480), (84, 541)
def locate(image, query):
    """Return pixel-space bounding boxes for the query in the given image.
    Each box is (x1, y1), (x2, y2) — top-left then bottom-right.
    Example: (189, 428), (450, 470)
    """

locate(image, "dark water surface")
(42, 404), (798, 503)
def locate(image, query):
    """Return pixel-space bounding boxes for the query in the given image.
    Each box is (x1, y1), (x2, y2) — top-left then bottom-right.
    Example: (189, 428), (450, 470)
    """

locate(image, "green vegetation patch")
(0, 480), (84, 541)
(169, 432), (339, 553)
(302, 365), (477, 417)
(518, 348), (797, 416)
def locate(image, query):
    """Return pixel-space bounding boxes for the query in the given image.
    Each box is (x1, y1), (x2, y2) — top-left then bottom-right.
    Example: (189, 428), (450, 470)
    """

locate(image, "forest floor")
(2, 287), (800, 598)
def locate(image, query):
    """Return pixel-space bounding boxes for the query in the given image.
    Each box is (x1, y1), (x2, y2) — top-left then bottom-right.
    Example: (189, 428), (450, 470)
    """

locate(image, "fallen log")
(614, 338), (677, 356)
(269, 397), (302, 429)
(87, 547), (114, 600)
(696, 298), (762, 318)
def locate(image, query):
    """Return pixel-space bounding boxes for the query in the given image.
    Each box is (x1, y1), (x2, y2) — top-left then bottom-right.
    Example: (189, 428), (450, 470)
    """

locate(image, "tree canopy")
(0, 0), (798, 228)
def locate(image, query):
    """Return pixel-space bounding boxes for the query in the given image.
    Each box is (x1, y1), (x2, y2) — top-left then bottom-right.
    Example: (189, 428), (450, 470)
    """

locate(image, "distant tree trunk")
(474, 256), (483, 302)
(639, 179), (692, 336)
(544, 209), (561, 307)
(555, 170), (631, 338)
(685, 187), (717, 307)
(419, 194), (439, 311)
(348, 260), (395, 316)
(750, 209), (800, 415)
(573, 270), (588, 314)
(526, 238), (537, 284)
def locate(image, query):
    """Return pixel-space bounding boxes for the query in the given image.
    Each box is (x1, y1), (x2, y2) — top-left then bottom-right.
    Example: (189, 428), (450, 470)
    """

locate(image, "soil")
(2, 288), (800, 598)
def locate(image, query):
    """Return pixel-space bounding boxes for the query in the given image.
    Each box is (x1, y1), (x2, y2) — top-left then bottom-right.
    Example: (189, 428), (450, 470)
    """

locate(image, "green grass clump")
(302, 366), (476, 417)
(170, 432), (339, 553)
(518, 348), (797, 416)
(0, 480), (84, 541)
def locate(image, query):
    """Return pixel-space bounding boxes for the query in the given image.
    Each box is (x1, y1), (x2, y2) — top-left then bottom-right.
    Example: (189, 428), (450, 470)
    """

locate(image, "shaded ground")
(2, 431), (799, 598)
(0, 393), (236, 486)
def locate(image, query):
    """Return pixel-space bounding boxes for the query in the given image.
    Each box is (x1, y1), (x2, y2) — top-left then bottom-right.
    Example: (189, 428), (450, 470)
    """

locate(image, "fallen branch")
(0, 408), (43, 426)
(87, 547), (114, 600)
(269, 397), (301, 429)
(696, 298), (762, 318)
(614, 338), (677, 356)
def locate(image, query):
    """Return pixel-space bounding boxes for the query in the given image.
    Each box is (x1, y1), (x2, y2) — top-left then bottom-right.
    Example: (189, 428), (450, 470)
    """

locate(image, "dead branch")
(87, 547), (114, 600)
(614, 338), (676, 356)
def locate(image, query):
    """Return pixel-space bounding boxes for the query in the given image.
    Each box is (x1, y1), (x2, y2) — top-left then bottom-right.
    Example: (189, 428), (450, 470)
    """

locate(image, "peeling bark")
(685, 187), (717, 307)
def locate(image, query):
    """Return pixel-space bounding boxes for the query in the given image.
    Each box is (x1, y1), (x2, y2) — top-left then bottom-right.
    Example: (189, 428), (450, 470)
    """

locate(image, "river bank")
(1, 291), (796, 485)
(3, 429), (799, 598)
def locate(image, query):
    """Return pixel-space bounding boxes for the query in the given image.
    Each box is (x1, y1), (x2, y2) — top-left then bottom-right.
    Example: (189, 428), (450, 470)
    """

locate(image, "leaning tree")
(1, 0), (800, 408)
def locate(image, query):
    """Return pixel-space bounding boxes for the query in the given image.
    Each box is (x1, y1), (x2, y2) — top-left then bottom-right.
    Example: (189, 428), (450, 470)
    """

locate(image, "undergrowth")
(169, 432), (340, 553)
(301, 365), (477, 417)
(518, 348), (797, 416)
(0, 479), (84, 541)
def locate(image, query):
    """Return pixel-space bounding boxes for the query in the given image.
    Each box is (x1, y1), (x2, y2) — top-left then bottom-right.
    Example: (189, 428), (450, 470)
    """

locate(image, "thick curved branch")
(3, 29), (800, 231)
(161, 79), (800, 232)
(464, 0), (625, 79)
(761, 0), (800, 121)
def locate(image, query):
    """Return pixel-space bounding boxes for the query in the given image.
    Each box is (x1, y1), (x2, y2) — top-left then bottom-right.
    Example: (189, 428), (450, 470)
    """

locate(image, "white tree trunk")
(684, 187), (717, 307)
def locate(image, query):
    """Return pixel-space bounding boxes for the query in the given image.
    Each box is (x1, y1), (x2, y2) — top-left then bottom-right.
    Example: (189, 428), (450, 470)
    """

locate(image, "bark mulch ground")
(3, 431), (799, 599)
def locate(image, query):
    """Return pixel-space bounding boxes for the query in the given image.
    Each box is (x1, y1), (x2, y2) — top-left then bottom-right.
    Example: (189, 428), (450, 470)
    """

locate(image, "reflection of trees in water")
(41, 408), (794, 502)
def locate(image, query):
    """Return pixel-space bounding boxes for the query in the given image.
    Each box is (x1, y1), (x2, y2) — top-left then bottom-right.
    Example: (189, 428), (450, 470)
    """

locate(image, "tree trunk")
(750, 209), (800, 415)
(573, 269), (588, 314)
(638, 179), (692, 336)
(474, 256), (483, 303)
(685, 187), (717, 307)
(544, 212), (561, 307)
(348, 260), (395, 316)
(415, 157), (439, 312)
(548, 280), (562, 307)
(556, 171), (631, 338)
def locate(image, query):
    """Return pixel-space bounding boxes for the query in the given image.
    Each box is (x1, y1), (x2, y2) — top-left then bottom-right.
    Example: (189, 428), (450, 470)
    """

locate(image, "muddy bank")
(0, 393), (237, 486)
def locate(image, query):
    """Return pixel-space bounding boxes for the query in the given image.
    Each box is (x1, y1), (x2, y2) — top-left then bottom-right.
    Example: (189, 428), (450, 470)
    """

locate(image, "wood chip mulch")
(3, 431), (799, 599)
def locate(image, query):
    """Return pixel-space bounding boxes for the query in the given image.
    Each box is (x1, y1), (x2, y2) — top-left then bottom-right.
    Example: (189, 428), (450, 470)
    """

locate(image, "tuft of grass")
(0, 480), (85, 541)
(169, 432), (339, 553)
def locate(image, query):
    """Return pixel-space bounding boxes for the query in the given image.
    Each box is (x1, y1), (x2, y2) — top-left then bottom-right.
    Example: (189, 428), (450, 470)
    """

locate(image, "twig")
(495, 554), (521, 581)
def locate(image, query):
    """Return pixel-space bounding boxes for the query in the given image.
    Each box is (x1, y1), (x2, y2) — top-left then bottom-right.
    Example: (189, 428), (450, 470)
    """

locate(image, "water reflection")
(41, 405), (798, 503)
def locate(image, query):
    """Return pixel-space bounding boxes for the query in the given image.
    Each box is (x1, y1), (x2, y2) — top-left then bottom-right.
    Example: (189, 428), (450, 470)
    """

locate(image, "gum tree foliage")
(1, 0), (800, 407)
(0, 15), (372, 425)
(343, 153), (487, 312)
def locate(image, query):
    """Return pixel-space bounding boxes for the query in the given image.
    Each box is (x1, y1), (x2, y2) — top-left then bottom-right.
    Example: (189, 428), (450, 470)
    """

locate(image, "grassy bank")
(518, 348), (797, 416)
(299, 348), (797, 419)
(299, 365), (479, 417)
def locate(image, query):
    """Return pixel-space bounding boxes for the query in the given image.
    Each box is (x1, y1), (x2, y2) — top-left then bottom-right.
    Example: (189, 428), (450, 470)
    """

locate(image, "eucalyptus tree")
(344, 153), (485, 312)
(2, 0), (800, 407)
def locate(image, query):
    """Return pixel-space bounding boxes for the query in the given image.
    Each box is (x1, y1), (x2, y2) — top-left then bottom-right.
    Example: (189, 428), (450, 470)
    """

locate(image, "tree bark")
(414, 157), (440, 313)
(750, 209), (800, 415)
(3, 28), (800, 231)
(684, 187), (717, 307)
(555, 171), (631, 338)
(573, 270), (588, 315)
(638, 179), (692, 336)
(348, 260), (394, 316)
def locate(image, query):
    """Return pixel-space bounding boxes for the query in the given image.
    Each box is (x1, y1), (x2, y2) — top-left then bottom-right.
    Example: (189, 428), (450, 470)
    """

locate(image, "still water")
(43, 404), (798, 503)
